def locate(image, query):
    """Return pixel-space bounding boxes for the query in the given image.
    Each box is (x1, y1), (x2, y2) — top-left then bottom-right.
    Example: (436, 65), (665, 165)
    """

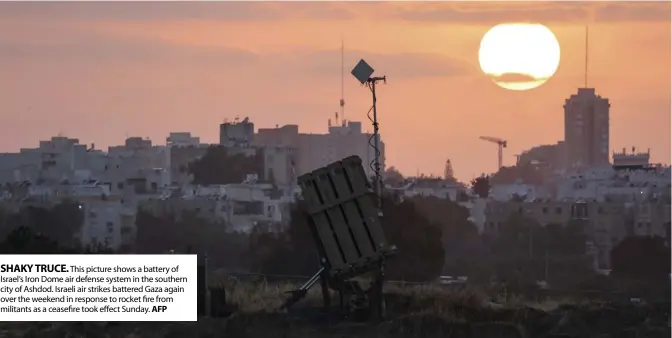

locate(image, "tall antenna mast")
(584, 25), (588, 88)
(340, 38), (345, 125)
(351, 57), (387, 320)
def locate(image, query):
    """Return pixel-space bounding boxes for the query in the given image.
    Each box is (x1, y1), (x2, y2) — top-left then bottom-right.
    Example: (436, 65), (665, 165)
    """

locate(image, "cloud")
(386, 2), (670, 24)
(0, 2), (356, 22)
(389, 3), (586, 23)
(493, 73), (544, 83)
(0, 33), (257, 66)
(594, 2), (671, 22)
(2, 2), (666, 25)
(297, 49), (476, 80)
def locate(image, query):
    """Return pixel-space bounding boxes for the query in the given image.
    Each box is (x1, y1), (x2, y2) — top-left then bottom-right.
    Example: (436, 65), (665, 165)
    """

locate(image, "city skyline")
(1, 2), (670, 182)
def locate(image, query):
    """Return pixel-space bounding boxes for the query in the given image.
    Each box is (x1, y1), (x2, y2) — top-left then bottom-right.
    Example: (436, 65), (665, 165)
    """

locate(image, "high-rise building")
(563, 88), (610, 171)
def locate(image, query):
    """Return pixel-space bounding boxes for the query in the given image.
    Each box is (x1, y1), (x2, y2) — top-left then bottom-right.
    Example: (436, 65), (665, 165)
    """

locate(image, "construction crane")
(479, 136), (507, 170)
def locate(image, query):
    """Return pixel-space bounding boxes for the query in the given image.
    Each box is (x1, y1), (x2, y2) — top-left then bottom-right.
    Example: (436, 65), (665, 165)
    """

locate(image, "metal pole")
(368, 76), (386, 321)
(368, 76), (385, 213)
(371, 80), (382, 211)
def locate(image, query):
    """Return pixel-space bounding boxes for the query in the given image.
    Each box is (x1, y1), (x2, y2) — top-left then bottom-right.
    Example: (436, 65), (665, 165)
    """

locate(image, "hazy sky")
(1, 2), (670, 182)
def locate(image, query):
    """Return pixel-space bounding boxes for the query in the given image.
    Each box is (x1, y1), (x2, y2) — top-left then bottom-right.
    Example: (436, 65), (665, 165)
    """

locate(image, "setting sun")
(479, 23), (561, 91)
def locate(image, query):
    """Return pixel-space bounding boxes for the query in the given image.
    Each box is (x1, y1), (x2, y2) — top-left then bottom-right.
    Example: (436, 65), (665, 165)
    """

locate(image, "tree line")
(0, 200), (113, 254)
(1, 194), (667, 292)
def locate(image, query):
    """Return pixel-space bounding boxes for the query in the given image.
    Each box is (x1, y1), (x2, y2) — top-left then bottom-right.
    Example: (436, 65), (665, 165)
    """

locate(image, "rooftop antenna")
(584, 25), (588, 88)
(351, 59), (386, 214)
(340, 38), (346, 126)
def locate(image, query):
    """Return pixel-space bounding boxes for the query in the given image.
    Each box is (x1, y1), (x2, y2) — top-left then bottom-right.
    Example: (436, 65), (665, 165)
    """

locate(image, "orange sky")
(0, 2), (670, 182)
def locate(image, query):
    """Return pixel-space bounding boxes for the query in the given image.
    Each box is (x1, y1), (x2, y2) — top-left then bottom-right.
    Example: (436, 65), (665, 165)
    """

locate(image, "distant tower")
(562, 26), (610, 171)
(444, 159), (455, 180)
(563, 88), (610, 170)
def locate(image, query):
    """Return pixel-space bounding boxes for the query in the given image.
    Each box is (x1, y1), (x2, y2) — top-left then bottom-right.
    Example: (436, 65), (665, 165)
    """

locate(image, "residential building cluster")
(0, 117), (385, 251)
(387, 87), (671, 272)
(0, 86), (668, 274)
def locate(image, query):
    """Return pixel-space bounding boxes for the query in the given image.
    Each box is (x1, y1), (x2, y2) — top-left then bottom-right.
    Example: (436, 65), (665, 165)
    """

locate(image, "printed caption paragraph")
(0, 255), (197, 321)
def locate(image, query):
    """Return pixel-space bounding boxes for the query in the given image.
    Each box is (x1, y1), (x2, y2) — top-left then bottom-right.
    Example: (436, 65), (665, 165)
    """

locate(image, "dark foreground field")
(2, 282), (669, 338)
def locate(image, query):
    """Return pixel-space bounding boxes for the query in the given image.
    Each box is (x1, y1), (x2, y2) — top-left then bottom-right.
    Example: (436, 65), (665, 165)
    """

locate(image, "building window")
(598, 206), (604, 214)
(107, 222), (114, 233)
(117, 182), (124, 190)
(542, 207), (548, 214)
(555, 207), (562, 215)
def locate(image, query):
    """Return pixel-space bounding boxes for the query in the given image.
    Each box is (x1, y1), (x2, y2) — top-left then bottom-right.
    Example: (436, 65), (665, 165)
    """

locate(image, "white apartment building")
(144, 181), (294, 233)
(262, 146), (297, 187)
(108, 137), (169, 169)
(555, 165), (670, 202)
(69, 185), (135, 252)
(219, 117), (254, 147)
(166, 132), (201, 147)
(0, 136), (90, 184)
(0, 135), (171, 187)
(21, 183), (132, 251)
(300, 121), (384, 179)
(255, 120), (384, 179)
(489, 180), (553, 202)
(393, 177), (462, 201)
(0, 152), (38, 183)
